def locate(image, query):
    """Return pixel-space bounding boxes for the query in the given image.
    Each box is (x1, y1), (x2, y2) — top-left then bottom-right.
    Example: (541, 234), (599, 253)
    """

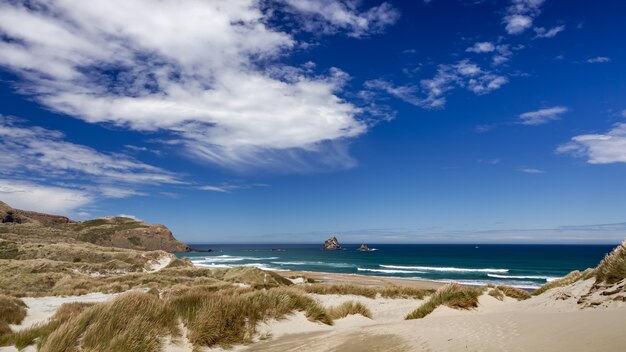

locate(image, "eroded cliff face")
(0, 200), (191, 253)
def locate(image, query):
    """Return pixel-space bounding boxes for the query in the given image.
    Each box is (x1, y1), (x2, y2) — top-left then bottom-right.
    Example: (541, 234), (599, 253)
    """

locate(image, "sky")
(0, 0), (625, 244)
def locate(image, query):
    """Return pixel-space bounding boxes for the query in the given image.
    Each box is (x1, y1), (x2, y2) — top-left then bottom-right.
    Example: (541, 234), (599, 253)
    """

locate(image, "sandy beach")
(275, 270), (446, 290)
(3, 269), (625, 352)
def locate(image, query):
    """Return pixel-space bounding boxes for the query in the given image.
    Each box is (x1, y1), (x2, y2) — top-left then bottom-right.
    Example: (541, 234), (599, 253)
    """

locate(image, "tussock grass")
(497, 285), (531, 300)
(405, 283), (481, 320)
(175, 287), (332, 348)
(39, 292), (177, 352)
(0, 295), (26, 336)
(532, 269), (595, 296)
(595, 240), (626, 284)
(328, 301), (372, 319)
(300, 284), (378, 298)
(5, 287), (333, 351)
(299, 284), (432, 299)
(7, 302), (94, 349)
(488, 288), (504, 301)
(379, 286), (434, 299)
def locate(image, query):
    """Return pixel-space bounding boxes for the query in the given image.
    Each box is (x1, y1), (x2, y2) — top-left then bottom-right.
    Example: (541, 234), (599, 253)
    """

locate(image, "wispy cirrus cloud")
(557, 123), (626, 164)
(364, 60), (508, 109)
(0, 116), (182, 187)
(534, 25), (565, 38)
(587, 56), (611, 63)
(0, 0), (397, 172)
(0, 116), (186, 212)
(518, 106), (568, 125)
(0, 179), (91, 215)
(519, 168), (545, 174)
(277, 0), (400, 37)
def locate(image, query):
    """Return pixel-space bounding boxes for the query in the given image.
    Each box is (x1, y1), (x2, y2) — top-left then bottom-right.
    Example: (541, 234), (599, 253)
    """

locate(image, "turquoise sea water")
(177, 244), (615, 289)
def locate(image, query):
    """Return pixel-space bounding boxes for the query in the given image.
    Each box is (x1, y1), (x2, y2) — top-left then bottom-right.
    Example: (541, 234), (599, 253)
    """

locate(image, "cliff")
(0, 200), (190, 253)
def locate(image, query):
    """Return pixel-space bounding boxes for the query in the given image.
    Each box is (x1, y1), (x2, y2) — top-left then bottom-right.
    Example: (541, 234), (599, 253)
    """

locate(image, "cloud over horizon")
(0, 0), (399, 171)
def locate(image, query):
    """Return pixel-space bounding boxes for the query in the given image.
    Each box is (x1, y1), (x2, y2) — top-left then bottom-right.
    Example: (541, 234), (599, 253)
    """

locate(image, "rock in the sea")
(324, 236), (341, 250)
(357, 244), (372, 251)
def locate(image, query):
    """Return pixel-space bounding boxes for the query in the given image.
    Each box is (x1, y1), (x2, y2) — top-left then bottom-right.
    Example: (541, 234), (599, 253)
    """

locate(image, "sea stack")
(357, 244), (371, 251)
(324, 236), (341, 250)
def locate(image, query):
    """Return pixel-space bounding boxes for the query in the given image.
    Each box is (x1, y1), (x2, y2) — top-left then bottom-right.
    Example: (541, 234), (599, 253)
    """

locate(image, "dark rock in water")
(324, 236), (341, 250)
(188, 247), (213, 253)
(357, 244), (372, 251)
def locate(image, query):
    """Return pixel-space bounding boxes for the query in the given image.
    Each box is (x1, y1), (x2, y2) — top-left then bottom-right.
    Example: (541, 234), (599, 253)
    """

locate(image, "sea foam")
(380, 265), (509, 273)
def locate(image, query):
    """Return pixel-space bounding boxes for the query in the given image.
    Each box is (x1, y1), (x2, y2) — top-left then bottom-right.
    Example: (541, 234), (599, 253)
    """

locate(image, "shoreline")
(274, 270), (446, 290)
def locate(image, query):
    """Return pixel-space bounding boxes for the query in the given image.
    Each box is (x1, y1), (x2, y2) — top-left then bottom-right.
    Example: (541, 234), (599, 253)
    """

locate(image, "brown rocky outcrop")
(0, 200), (192, 253)
(323, 236), (341, 250)
(0, 201), (73, 225)
(357, 244), (372, 251)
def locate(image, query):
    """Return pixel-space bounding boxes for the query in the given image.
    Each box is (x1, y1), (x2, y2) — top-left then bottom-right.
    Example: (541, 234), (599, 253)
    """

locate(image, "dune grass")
(299, 283), (432, 299)
(0, 295), (26, 336)
(496, 285), (531, 300)
(6, 302), (94, 350)
(4, 286), (334, 351)
(532, 269), (595, 296)
(595, 240), (626, 284)
(405, 283), (482, 320)
(488, 287), (504, 301)
(328, 301), (372, 319)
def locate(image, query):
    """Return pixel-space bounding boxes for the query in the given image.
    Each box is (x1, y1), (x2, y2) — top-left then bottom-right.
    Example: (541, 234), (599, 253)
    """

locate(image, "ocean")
(177, 244), (615, 289)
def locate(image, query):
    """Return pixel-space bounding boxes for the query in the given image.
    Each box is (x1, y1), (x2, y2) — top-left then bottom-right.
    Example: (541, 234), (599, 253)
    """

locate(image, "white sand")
(145, 253), (174, 272)
(241, 284), (626, 352)
(10, 292), (120, 332)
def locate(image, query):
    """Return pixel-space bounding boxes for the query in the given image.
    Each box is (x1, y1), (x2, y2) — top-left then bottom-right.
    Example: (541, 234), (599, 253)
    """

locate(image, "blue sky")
(0, 0), (625, 244)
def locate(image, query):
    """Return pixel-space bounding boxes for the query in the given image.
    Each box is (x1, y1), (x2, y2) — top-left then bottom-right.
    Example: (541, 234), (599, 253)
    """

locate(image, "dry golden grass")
(300, 284), (378, 298)
(595, 240), (626, 284)
(0, 294), (26, 336)
(497, 285), (531, 300)
(174, 287), (332, 348)
(405, 283), (482, 320)
(3, 287), (334, 351)
(328, 301), (372, 319)
(299, 283), (432, 299)
(532, 268), (595, 296)
(6, 302), (94, 350)
(488, 287), (504, 301)
(8, 293), (177, 352)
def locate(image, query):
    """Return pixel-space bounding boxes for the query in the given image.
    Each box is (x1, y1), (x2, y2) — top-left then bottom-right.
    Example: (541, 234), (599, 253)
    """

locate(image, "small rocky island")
(357, 244), (373, 251)
(323, 236), (341, 250)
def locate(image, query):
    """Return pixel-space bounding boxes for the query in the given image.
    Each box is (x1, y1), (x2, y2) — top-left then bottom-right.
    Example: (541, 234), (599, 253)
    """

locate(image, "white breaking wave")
(487, 274), (560, 282)
(190, 255), (278, 263)
(427, 278), (540, 290)
(272, 261), (355, 268)
(358, 268), (425, 274)
(380, 265), (509, 273)
(193, 262), (274, 271)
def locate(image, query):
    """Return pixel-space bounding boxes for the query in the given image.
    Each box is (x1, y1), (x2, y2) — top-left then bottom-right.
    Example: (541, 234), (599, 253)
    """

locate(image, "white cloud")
(557, 123), (626, 164)
(0, 179), (91, 215)
(534, 25), (565, 38)
(519, 168), (544, 174)
(365, 59), (507, 109)
(518, 106), (567, 125)
(587, 56), (611, 63)
(503, 0), (545, 35)
(492, 44), (513, 65)
(466, 42), (495, 53)
(0, 0), (379, 171)
(0, 116), (181, 187)
(280, 0), (400, 37)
